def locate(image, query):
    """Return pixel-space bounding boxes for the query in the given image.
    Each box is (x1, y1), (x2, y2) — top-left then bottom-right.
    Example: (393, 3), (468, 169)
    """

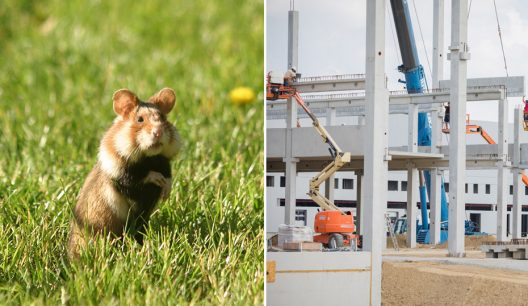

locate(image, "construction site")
(265, 1), (528, 305)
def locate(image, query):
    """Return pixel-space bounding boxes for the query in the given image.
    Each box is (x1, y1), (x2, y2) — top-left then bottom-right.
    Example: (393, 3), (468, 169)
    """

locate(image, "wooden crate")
(282, 241), (322, 252)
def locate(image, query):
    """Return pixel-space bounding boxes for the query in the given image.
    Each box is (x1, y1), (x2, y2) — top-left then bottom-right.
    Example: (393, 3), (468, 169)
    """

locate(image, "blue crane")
(390, 0), (449, 243)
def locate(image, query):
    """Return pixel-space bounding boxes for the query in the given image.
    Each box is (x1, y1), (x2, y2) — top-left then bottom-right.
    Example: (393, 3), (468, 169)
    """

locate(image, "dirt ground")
(386, 234), (496, 250)
(382, 235), (528, 305)
(382, 260), (528, 305)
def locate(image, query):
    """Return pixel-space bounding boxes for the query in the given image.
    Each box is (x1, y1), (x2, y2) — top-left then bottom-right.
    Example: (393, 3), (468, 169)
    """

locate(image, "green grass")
(0, 0), (263, 304)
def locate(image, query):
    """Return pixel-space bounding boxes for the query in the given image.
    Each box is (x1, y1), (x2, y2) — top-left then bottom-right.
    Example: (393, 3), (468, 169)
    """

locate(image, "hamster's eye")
(137, 116), (144, 123)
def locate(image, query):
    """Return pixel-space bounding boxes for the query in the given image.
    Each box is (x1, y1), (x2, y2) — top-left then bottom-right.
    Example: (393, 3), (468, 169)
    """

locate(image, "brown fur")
(68, 88), (181, 260)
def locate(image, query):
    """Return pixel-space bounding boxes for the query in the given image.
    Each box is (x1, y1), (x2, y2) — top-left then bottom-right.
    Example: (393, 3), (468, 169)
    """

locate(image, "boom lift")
(266, 73), (357, 249)
(445, 115), (528, 186)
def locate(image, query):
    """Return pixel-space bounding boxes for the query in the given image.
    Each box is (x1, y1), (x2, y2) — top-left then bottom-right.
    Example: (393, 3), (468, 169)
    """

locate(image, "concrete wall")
(267, 252), (371, 306)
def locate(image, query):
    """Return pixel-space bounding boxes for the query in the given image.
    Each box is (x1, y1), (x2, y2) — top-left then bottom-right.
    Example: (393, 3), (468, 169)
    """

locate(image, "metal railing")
(296, 73), (366, 83)
(482, 238), (528, 245)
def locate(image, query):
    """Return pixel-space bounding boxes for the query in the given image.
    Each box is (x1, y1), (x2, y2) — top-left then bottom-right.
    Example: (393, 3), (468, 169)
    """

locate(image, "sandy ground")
(382, 235), (528, 305)
(382, 260), (528, 305)
(386, 234), (496, 251)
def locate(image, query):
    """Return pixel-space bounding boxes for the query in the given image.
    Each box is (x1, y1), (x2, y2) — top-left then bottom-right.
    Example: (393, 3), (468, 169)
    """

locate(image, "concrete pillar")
(408, 104), (418, 152)
(287, 11), (298, 70)
(447, 0), (469, 257)
(364, 1), (388, 304)
(407, 165), (418, 248)
(324, 108), (337, 202)
(358, 115), (366, 126)
(430, 169), (442, 244)
(356, 171), (363, 235)
(497, 97), (509, 241)
(431, 110), (443, 153)
(432, 0), (445, 89)
(512, 108), (523, 239)
(284, 10), (299, 224)
(430, 1), (445, 246)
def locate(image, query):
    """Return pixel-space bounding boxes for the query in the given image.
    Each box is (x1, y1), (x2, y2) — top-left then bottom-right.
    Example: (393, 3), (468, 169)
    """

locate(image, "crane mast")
(390, 0), (449, 234)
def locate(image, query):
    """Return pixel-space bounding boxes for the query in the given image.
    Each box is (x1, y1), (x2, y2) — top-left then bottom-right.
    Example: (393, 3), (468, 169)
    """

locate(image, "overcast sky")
(266, 0), (528, 122)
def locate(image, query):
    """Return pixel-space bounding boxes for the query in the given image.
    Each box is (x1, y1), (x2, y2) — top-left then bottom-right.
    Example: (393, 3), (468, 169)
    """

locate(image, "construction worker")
(284, 67), (297, 86)
(444, 103), (450, 124)
(523, 96), (528, 123)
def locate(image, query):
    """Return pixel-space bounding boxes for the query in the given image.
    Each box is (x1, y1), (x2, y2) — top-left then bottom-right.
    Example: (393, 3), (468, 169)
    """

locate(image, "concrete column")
(430, 110), (443, 154)
(326, 107), (336, 125)
(430, 169), (442, 244)
(447, 0), (469, 257)
(358, 115), (366, 126)
(324, 108), (337, 202)
(407, 165), (418, 248)
(287, 10), (298, 70)
(356, 171), (363, 235)
(432, 0), (445, 88)
(408, 104), (418, 152)
(284, 10), (299, 225)
(512, 170), (523, 239)
(430, 2), (445, 244)
(364, 1), (388, 304)
(496, 97), (509, 241)
(512, 108), (523, 239)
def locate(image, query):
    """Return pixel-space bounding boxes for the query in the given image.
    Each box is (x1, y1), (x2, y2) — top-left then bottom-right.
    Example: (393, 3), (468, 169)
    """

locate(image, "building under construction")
(265, 1), (528, 305)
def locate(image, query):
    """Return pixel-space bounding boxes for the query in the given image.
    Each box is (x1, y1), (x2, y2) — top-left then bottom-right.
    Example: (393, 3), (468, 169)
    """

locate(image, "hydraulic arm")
(291, 92), (351, 213)
(465, 123), (528, 186)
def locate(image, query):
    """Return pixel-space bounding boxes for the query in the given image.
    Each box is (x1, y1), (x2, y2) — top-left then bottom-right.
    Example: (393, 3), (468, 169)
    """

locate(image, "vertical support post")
(432, 0), (445, 88)
(324, 108), (337, 202)
(447, 0), (469, 257)
(430, 0), (445, 245)
(407, 165), (418, 248)
(408, 104), (418, 152)
(287, 10), (299, 70)
(513, 108), (523, 239)
(356, 171), (363, 235)
(284, 10), (299, 224)
(364, 1), (388, 304)
(496, 96), (509, 241)
(430, 110), (443, 154)
(430, 169), (442, 244)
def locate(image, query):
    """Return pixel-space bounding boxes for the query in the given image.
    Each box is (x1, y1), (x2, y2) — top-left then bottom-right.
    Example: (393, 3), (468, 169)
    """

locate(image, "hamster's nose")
(153, 129), (163, 139)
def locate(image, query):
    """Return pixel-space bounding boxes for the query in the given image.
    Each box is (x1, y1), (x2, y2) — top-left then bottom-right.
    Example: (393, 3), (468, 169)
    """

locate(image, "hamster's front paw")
(143, 171), (171, 200)
(161, 177), (172, 200)
(144, 171), (166, 187)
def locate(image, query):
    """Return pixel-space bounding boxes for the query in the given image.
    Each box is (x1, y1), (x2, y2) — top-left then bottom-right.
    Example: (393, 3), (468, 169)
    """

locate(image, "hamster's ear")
(149, 88), (176, 114)
(113, 89), (139, 117)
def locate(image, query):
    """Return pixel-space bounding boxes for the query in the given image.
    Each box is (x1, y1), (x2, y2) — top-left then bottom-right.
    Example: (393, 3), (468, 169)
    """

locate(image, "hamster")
(68, 88), (182, 259)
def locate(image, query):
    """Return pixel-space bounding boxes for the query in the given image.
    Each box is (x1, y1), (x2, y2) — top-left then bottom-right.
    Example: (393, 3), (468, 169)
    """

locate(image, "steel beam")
(363, 1), (387, 304)
(447, 0), (469, 257)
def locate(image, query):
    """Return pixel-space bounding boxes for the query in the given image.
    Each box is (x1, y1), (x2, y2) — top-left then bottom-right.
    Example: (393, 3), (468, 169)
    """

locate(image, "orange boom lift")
(444, 113), (528, 186)
(267, 72), (357, 249)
